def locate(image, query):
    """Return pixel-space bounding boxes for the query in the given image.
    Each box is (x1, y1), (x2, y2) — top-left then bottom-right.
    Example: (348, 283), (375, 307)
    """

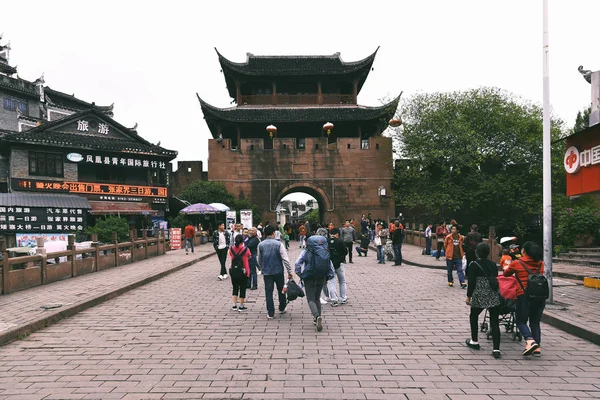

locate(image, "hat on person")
(509, 244), (520, 249)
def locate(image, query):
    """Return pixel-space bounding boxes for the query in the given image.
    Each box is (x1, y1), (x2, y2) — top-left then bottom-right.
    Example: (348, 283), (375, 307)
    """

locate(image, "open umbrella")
(209, 202), (230, 212)
(180, 203), (219, 215)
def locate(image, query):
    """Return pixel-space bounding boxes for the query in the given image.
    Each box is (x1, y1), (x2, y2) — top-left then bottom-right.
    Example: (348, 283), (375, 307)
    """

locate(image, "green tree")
(391, 87), (567, 235)
(573, 105), (591, 133)
(86, 216), (130, 243)
(178, 180), (235, 206)
(305, 209), (320, 225)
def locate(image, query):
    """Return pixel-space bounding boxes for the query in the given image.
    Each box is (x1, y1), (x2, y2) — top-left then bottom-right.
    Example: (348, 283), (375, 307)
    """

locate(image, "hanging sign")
(240, 209), (253, 228)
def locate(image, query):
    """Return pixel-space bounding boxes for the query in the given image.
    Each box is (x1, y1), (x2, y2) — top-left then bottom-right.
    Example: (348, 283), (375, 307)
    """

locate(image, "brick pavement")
(0, 243), (215, 347)
(401, 244), (600, 346)
(0, 243), (599, 399)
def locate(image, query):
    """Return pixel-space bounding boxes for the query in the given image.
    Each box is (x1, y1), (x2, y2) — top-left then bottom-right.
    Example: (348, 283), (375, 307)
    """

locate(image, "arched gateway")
(198, 48), (399, 226)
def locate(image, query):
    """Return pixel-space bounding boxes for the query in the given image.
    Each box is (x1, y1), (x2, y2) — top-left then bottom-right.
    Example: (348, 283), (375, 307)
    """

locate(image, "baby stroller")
(480, 276), (522, 341)
(385, 239), (395, 261)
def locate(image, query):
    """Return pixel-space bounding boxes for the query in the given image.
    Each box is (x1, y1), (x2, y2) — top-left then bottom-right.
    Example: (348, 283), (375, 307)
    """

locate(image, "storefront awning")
(0, 193), (91, 209)
(89, 201), (158, 215)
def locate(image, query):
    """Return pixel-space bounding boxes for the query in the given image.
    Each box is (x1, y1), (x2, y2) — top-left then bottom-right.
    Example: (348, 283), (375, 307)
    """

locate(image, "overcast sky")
(3, 0), (600, 177)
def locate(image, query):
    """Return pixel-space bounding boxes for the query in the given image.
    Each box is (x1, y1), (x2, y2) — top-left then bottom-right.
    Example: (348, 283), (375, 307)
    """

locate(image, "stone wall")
(208, 137), (395, 226)
(169, 160), (206, 197)
(10, 147), (78, 182)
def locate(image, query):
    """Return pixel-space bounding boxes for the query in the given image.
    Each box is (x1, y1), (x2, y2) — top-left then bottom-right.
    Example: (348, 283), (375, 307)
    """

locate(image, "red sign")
(170, 228), (182, 250)
(566, 128), (600, 196)
(12, 178), (168, 198)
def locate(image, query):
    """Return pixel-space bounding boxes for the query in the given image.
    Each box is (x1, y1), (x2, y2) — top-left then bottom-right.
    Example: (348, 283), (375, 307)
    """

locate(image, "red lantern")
(389, 118), (402, 127)
(266, 124), (277, 139)
(323, 122), (334, 135)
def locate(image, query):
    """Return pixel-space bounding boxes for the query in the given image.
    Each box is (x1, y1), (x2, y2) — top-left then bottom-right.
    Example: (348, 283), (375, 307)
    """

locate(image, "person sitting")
(355, 233), (370, 257)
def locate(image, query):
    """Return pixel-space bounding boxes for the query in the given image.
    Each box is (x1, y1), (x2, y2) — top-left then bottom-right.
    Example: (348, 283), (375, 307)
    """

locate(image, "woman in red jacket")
(503, 241), (545, 356)
(228, 234), (251, 312)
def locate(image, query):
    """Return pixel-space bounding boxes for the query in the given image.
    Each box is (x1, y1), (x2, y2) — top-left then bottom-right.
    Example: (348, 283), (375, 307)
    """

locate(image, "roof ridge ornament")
(579, 65), (592, 84)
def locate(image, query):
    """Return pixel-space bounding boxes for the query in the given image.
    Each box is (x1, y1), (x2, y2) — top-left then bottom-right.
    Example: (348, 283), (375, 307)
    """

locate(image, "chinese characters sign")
(169, 228), (182, 250)
(12, 179), (168, 198)
(77, 119), (109, 135)
(78, 154), (167, 170)
(0, 206), (87, 232)
(564, 145), (600, 174)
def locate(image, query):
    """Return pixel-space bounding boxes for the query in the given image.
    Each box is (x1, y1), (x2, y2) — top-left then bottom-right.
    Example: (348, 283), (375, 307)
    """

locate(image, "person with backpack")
(465, 243), (502, 359)
(326, 227), (349, 306)
(257, 226), (292, 319)
(228, 234), (251, 312)
(503, 241), (547, 357)
(465, 224), (483, 272)
(295, 232), (335, 332)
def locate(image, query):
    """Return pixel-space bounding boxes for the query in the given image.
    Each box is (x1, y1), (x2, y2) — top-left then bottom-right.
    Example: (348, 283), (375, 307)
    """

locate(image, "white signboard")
(226, 210), (237, 230)
(240, 209), (253, 229)
(16, 233), (68, 247)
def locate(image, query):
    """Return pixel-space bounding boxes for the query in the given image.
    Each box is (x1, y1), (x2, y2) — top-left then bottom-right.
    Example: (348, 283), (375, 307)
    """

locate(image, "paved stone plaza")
(1, 245), (599, 399)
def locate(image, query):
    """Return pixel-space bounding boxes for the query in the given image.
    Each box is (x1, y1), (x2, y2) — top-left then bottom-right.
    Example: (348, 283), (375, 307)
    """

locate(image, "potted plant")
(556, 207), (600, 247)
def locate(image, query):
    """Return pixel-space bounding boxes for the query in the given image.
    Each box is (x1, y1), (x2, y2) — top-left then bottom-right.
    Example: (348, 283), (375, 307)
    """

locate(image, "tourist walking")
(504, 241), (546, 357)
(340, 220), (356, 264)
(184, 222), (195, 255)
(295, 233), (335, 331)
(246, 227), (261, 290)
(435, 221), (448, 260)
(228, 235), (251, 311)
(424, 223), (433, 255)
(326, 227), (348, 306)
(257, 226), (292, 319)
(392, 221), (404, 266)
(212, 222), (230, 280)
(298, 222), (307, 248)
(465, 243), (502, 358)
(444, 224), (466, 288)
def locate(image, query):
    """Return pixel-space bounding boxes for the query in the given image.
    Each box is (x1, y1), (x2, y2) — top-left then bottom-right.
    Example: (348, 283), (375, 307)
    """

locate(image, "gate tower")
(198, 48), (399, 226)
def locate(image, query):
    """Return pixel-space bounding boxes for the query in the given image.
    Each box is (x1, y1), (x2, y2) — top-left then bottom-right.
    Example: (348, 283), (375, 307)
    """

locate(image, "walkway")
(0, 244), (599, 399)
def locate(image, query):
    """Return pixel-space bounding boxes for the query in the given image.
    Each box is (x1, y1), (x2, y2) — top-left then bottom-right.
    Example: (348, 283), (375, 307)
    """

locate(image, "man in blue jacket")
(257, 226), (292, 319)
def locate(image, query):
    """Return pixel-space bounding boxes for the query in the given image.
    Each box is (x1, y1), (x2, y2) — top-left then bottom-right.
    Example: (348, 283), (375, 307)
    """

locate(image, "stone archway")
(274, 181), (333, 223)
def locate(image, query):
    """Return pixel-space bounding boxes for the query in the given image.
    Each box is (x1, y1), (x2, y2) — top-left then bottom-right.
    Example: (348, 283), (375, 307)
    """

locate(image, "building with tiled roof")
(198, 48), (398, 226)
(0, 38), (176, 245)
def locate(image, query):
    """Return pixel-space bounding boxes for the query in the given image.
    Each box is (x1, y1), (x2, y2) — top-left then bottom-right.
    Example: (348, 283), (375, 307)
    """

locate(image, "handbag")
(286, 278), (305, 301)
(473, 261), (499, 291)
(374, 236), (382, 246)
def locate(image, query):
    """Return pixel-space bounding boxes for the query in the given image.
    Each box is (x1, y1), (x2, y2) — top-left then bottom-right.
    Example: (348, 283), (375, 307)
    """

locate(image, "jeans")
(248, 254), (258, 288)
(216, 248), (228, 275)
(327, 265), (347, 302)
(377, 245), (384, 263)
(436, 241), (444, 259)
(446, 258), (464, 284)
(393, 244), (402, 265)
(425, 238), (432, 255)
(303, 277), (325, 319)
(470, 307), (500, 350)
(355, 246), (368, 256)
(299, 235), (306, 247)
(263, 274), (287, 317)
(515, 295), (546, 344)
(185, 238), (194, 253)
(345, 242), (353, 262)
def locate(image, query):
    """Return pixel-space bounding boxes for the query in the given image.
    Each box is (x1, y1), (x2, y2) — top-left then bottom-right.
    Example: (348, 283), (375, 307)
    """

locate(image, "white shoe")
(218, 275), (224, 280)
(222, 274), (228, 279)
(319, 298), (327, 305)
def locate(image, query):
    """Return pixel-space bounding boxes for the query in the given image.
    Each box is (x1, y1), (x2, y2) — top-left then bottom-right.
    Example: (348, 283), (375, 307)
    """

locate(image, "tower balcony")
(240, 93), (355, 106)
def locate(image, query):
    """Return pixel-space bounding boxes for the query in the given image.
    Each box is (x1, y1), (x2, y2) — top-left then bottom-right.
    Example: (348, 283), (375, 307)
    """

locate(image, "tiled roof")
(198, 94), (400, 128)
(216, 48), (379, 99)
(44, 87), (114, 113)
(0, 60), (17, 75)
(0, 74), (38, 97)
(1, 108), (177, 157)
(0, 192), (91, 209)
(216, 48), (378, 76)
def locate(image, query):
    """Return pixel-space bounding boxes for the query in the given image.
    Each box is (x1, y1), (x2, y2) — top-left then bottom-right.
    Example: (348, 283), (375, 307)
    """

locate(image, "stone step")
(553, 257), (600, 267)
(567, 247), (600, 253)
(560, 252), (600, 260)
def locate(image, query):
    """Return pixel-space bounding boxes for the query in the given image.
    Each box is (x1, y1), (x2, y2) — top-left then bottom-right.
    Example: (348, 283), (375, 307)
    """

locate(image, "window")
(28, 152), (64, 177)
(361, 140), (370, 149)
(297, 138), (306, 149)
(315, 144), (319, 150)
(3, 97), (28, 114)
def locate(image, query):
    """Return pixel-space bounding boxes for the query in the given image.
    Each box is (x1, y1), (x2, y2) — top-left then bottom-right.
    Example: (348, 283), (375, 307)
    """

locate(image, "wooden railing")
(240, 93), (355, 106)
(0, 231), (168, 295)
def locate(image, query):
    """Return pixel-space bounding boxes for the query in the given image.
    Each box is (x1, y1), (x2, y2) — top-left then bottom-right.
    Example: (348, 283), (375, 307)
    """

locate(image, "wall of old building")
(208, 136), (395, 226)
(169, 161), (205, 197)
(10, 147), (78, 183)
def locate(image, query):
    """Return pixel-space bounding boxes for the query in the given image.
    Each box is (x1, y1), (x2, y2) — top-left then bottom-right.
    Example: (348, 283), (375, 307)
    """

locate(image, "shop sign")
(12, 178), (168, 198)
(66, 153), (84, 162)
(79, 153), (167, 169)
(16, 233), (68, 247)
(0, 206), (87, 232)
(564, 145), (600, 174)
(170, 228), (182, 250)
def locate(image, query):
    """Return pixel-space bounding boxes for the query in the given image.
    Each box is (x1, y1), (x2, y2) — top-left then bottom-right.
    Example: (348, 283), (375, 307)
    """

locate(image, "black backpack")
(516, 260), (549, 300)
(229, 247), (247, 280)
